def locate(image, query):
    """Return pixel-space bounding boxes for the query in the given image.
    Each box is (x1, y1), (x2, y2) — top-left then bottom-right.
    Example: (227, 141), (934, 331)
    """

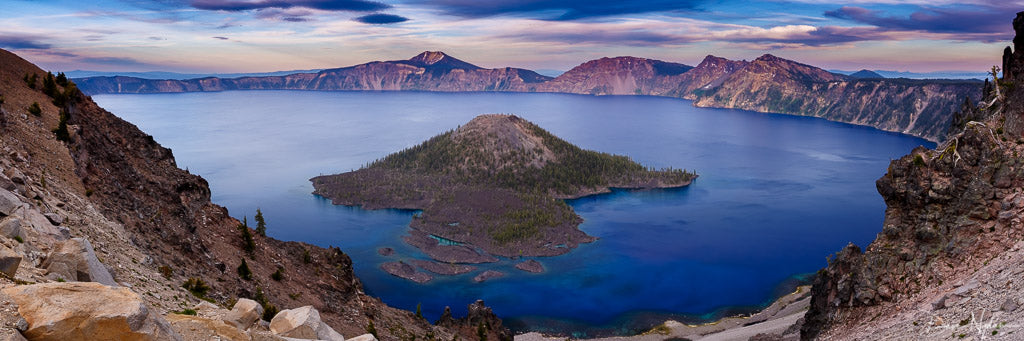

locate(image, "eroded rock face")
(42, 238), (117, 286)
(269, 306), (344, 341)
(2, 282), (180, 341)
(0, 190), (21, 217)
(802, 11), (1024, 340)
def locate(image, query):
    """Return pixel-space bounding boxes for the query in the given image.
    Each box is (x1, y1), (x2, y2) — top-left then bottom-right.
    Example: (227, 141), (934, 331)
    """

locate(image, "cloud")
(213, 36), (230, 40)
(78, 56), (152, 67)
(354, 13), (409, 24)
(824, 5), (1013, 38)
(190, 0), (388, 12)
(0, 34), (52, 49)
(408, 0), (706, 20)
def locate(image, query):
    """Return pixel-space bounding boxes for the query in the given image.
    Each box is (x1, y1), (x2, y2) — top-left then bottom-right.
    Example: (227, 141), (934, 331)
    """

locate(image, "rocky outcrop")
(436, 300), (512, 341)
(269, 306), (345, 341)
(3, 282), (180, 341)
(802, 12), (1024, 340)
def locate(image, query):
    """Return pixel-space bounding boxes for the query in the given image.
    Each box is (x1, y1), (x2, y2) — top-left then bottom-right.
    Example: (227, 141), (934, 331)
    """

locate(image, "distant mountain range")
(829, 69), (988, 80)
(64, 69), (323, 81)
(73, 51), (983, 142)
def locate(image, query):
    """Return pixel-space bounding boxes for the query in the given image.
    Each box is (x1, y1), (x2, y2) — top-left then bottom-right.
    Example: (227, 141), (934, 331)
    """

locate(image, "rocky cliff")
(0, 48), (507, 340)
(801, 12), (1024, 340)
(74, 52), (979, 142)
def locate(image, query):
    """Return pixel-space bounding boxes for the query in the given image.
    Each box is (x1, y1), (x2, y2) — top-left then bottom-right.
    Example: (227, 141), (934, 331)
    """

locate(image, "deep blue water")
(93, 91), (932, 336)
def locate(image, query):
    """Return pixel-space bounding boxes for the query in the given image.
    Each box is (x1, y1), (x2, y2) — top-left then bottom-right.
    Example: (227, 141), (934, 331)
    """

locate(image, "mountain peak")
(452, 114), (555, 169)
(849, 69), (884, 79)
(410, 51), (449, 65)
(406, 51), (480, 70)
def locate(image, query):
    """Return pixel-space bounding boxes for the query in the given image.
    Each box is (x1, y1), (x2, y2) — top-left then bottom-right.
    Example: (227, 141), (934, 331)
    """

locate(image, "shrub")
(237, 258), (252, 280)
(253, 287), (278, 321)
(182, 277), (210, 298)
(302, 249), (312, 264)
(158, 265), (173, 280)
(23, 73), (37, 89)
(366, 320), (378, 338)
(175, 308), (198, 316)
(27, 102), (41, 117)
(271, 267), (284, 281)
(913, 154), (925, 167)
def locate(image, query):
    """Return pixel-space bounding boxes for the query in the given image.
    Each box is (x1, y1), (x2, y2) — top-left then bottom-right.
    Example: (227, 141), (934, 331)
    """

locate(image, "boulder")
(223, 298), (263, 329)
(0, 245), (21, 277)
(0, 190), (21, 217)
(346, 334), (379, 341)
(42, 238), (117, 286)
(42, 213), (62, 226)
(166, 314), (248, 341)
(2, 282), (181, 341)
(1, 169), (24, 186)
(269, 306), (344, 341)
(0, 217), (25, 240)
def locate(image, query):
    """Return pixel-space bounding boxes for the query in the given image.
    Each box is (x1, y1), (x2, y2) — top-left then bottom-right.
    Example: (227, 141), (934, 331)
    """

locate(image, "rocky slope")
(690, 54), (979, 142)
(74, 52), (978, 142)
(311, 114), (695, 265)
(801, 12), (1024, 340)
(0, 48), (508, 340)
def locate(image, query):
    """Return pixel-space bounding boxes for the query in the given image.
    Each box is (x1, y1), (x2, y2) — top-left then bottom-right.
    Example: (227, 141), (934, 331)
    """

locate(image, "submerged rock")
(2, 282), (181, 341)
(472, 270), (504, 283)
(514, 260), (544, 273)
(409, 259), (476, 275)
(380, 261), (432, 283)
(377, 247), (394, 256)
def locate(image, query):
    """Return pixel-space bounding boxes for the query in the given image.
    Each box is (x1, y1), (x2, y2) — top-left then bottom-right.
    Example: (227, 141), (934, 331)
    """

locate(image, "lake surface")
(94, 91), (932, 336)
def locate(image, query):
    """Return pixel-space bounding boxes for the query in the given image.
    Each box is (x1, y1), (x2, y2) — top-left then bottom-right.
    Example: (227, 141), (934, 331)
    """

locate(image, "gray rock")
(347, 334), (379, 341)
(0, 217), (24, 240)
(931, 295), (948, 311)
(1001, 298), (1019, 312)
(953, 280), (979, 296)
(0, 245), (21, 277)
(2, 169), (24, 186)
(42, 238), (117, 286)
(42, 213), (62, 226)
(0, 190), (21, 216)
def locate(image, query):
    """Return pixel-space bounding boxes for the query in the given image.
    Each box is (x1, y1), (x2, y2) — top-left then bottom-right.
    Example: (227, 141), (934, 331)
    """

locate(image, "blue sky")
(0, 0), (1018, 73)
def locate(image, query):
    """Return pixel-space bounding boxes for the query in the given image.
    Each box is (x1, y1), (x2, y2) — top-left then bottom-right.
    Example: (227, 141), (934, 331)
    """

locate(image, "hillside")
(74, 52), (979, 142)
(311, 114), (695, 263)
(0, 48), (507, 341)
(801, 12), (1024, 340)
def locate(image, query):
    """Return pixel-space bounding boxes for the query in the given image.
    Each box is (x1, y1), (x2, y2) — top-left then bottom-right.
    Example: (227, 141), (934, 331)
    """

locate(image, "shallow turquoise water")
(94, 91), (932, 336)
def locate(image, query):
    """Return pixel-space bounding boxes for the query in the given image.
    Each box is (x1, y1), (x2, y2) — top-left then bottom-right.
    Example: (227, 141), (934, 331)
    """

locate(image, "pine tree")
(255, 208), (267, 236)
(237, 258), (252, 280)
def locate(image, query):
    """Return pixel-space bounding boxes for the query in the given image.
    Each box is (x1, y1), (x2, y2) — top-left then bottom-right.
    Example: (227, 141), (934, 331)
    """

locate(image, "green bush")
(271, 267), (284, 281)
(182, 277), (210, 298)
(27, 102), (41, 117)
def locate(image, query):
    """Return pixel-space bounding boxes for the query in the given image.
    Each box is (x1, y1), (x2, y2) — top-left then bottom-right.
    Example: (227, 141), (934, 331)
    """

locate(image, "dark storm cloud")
(825, 5), (1013, 38)
(0, 34), (52, 49)
(409, 0), (706, 20)
(190, 0), (389, 12)
(354, 13), (409, 24)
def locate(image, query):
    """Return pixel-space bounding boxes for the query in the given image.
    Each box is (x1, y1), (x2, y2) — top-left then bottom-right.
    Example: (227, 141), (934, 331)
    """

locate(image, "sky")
(0, 0), (1020, 73)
